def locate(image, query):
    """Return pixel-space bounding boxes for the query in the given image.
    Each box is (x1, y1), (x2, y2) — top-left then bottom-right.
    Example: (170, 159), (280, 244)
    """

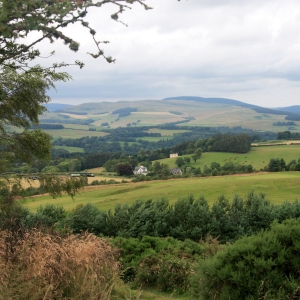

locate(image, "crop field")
(22, 172), (300, 212)
(159, 145), (300, 170)
(43, 129), (109, 139)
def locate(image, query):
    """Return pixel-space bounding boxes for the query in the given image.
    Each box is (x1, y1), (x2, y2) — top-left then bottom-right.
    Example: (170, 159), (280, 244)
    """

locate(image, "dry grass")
(0, 230), (134, 300)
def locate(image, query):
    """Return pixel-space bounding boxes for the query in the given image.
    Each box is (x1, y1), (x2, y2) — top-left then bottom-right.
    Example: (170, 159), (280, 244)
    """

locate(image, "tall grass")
(0, 230), (133, 299)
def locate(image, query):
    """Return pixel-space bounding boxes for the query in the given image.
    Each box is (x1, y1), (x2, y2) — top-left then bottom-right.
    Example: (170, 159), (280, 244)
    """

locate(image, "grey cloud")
(39, 0), (300, 107)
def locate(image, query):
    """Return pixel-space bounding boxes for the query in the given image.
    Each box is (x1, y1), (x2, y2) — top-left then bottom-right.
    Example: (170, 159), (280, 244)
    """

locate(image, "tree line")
(16, 192), (300, 244)
(277, 130), (300, 139)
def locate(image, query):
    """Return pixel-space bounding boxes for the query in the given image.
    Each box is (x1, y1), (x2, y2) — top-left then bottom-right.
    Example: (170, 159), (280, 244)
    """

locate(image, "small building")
(170, 168), (183, 175)
(170, 153), (178, 158)
(133, 166), (148, 176)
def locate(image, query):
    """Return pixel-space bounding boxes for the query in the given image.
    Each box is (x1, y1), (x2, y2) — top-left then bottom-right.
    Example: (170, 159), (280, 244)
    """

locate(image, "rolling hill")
(275, 105), (300, 114)
(41, 97), (300, 133)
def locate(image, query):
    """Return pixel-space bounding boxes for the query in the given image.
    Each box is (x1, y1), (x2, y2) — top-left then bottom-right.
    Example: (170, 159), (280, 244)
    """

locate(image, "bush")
(66, 203), (100, 234)
(190, 219), (300, 300)
(135, 254), (191, 294)
(26, 204), (66, 229)
(113, 236), (205, 294)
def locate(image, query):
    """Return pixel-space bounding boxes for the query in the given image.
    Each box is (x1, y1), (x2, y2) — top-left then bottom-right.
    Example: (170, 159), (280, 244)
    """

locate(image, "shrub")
(26, 204), (66, 229)
(190, 219), (300, 300)
(66, 203), (100, 234)
(113, 236), (205, 294)
(135, 254), (191, 294)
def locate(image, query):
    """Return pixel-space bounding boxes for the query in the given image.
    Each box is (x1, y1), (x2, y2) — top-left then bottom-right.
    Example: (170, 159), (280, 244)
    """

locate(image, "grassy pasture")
(159, 145), (300, 170)
(22, 172), (300, 212)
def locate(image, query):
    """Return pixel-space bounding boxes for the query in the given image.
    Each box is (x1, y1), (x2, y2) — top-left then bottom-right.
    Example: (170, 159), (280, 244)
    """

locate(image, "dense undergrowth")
(1, 191), (300, 299)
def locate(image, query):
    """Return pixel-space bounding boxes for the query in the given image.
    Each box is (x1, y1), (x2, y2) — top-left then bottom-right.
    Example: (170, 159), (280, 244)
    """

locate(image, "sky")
(37, 0), (300, 107)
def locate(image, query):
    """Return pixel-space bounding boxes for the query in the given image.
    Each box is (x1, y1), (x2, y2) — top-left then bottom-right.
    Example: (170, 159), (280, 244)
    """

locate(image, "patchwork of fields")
(41, 99), (300, 131)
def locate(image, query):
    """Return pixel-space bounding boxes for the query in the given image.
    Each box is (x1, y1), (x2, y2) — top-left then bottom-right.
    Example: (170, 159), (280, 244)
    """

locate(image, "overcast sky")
(41, 0), (300, 107)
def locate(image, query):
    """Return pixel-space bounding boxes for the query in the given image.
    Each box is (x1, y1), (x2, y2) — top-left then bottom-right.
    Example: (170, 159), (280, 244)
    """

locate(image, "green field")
(53, 146), (84, 153)
(160, 145), (300, 170)
(22, 172), (300, 212)
(137, 136), (174, 142)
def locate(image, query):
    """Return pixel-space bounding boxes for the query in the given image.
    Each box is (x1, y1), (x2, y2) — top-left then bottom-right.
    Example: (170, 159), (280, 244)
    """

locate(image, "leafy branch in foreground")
(0, 0), (152, 73)
(0, 67), (70, 171)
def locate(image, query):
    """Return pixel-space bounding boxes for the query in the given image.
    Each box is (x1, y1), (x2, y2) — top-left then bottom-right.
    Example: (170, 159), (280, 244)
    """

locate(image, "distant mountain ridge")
(163, 96), (298, 117)
(274, 105), (300, 114)
(45, 103), (72, 112)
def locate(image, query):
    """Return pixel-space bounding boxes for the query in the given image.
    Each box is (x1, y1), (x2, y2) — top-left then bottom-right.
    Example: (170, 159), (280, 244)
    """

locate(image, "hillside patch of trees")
(273, 121), (296, 126)
(112, 107), (138, 117)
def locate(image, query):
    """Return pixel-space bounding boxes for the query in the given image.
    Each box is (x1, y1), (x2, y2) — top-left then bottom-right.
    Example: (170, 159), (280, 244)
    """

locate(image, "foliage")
(175, 157), (185, 167)
(190, 219), (300, 300)
(113, 236), (205, 294)
(0, 68), (63, 171)
(65, 203), (101, 234)
(267, 158), (286, 172)
(112, 107), (138, 117)
(149, 161), (171, 179)
(53, 131), (253, 158)
(285, 113), (300, 121)
(273, 121), (296, 126)
(103, 158), (137, 172)
(211, 133), (251, 153)
(116, 163), (134, 176)
(53, 192), (300, 244)
(26, 204), (67, 229)
(277, 130), (300, 139)
(286, 158), (300, 171)
(0, 0), (151, 72)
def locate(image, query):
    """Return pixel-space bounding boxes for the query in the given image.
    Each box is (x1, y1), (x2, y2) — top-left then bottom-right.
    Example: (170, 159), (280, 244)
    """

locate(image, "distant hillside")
(275, 105), (300, 114)
(40, 98), (300, 132)
(163, 96), (291, 116)
(45, 103), (72, 112)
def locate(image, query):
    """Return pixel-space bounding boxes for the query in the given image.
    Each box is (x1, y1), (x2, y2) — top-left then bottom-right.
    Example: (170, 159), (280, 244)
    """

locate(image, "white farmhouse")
(170, 153), (178, 158)
(133, 166), (148, 176)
